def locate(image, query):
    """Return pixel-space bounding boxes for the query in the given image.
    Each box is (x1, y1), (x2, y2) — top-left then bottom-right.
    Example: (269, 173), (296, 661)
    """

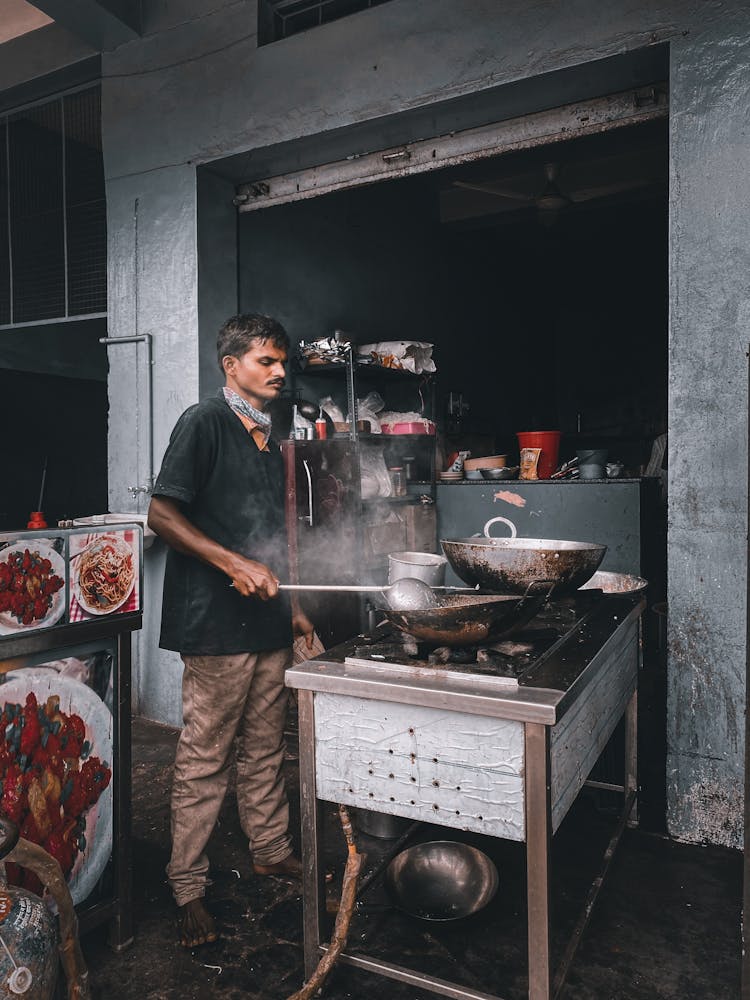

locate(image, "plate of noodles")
(73, 533), (135, 616)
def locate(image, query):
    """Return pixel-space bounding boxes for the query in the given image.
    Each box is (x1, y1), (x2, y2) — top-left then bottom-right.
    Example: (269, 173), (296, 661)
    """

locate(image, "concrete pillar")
(105, 164), (199, 725)
(667, 18), (750, 847)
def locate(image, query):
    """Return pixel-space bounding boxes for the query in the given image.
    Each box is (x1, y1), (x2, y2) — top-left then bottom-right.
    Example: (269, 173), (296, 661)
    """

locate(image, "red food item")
(19, 693), (41, 756)
(0, 691), (111, 895)
(0, 549), (63, 627)
(1, 765), (27, 823)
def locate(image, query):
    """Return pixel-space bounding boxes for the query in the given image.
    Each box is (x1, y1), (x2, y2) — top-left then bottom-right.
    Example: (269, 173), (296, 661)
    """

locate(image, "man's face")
(223, 339), (287, 410)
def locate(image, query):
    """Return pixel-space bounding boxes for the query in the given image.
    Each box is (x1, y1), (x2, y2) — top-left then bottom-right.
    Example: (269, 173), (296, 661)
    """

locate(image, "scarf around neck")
(222, 386), (272, 448)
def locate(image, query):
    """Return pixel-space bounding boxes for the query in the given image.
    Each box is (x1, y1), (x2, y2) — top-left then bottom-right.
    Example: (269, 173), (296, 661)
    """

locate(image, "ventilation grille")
(0, 86), (106, 327)
(258, 0), (393, 45)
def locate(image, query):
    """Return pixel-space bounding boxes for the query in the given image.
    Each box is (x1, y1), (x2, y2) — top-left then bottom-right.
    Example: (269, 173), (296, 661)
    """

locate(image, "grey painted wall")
(10, 0), (739, 843)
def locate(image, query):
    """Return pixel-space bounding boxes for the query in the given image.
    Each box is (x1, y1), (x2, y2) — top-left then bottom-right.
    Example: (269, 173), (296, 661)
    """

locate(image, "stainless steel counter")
(287, 593), (644, 1000)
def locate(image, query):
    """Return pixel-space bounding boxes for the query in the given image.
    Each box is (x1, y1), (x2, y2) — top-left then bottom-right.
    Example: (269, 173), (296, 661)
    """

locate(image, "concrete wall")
(46, 0), (745, 843)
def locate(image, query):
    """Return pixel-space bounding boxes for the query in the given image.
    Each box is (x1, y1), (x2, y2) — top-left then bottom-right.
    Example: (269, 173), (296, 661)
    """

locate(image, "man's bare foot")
(176, 898), (218, 948)
(253, 852), (303, 879)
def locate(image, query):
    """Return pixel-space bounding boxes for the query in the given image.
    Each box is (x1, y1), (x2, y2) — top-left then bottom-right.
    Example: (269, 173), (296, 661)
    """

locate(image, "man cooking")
(147, 313), (314, 948)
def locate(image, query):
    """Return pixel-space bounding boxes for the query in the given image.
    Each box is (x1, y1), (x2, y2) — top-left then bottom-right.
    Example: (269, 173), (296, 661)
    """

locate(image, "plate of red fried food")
(0, 541), (66, 635)
(0, 672), (113, 905)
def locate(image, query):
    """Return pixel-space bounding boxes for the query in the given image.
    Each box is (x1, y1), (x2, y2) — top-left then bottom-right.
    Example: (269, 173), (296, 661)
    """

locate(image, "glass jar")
(388, 467), (406, 497)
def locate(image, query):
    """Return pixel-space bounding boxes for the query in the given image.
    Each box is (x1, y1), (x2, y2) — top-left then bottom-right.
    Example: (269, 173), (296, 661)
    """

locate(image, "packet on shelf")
(446, 450), (470, 473)
(519, 447), (542, 480)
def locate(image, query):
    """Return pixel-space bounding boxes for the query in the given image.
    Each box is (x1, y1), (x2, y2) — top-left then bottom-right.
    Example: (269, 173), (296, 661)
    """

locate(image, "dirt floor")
(81, 718), (742, 1000)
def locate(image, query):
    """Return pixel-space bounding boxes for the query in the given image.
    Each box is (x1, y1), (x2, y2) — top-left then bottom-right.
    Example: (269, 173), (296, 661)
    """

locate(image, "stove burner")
(347, 592), (604, 684)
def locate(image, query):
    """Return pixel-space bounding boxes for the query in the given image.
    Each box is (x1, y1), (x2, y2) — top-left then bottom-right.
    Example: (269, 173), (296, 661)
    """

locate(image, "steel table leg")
(108, 631), (133, 951)
(525, 722), (552, 1000)
(625, 686), (639, 828)
(298, 690), (326, 978)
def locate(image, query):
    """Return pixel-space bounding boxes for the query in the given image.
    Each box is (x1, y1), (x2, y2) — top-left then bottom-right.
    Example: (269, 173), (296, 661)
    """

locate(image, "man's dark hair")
(217, 314), (290, 372)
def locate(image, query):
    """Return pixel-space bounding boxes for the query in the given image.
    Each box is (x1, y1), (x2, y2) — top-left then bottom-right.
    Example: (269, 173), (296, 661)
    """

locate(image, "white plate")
(0, 672), (113, 906)
(72, 534), (135, 616)
(0, 541), (66, 635)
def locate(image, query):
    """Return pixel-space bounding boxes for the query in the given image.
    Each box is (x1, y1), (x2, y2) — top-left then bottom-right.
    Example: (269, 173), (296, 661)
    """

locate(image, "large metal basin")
(385, 841), (499, 921)
(441, 536), (606, 595)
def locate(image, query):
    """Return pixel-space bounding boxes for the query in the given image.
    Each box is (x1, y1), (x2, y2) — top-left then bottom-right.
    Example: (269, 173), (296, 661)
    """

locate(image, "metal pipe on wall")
(743, 343), (750, 1000)
(99, 334), (154, 498)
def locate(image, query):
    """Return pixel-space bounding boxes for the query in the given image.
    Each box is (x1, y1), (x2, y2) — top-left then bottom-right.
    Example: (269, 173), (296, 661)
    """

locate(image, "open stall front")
(190, 62), (671, 997)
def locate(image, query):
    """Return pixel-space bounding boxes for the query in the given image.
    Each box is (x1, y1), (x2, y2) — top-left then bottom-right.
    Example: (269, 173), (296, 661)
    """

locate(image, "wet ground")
(83, 718), (742, 1000)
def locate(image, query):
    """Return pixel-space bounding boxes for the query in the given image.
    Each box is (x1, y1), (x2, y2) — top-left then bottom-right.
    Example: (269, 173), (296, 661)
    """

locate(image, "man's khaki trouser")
(166, 648), (293, 906)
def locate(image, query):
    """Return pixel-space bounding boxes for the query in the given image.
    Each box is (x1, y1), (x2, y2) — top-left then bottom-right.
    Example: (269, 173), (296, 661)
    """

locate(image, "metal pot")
(441, 517), (606, 596)
(381, 590), (546, 646)
(355, 809), (412, 839)
(388, 551), (447, 587)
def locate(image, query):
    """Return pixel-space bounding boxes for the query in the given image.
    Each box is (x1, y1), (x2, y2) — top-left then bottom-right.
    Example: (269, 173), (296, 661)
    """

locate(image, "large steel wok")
(441, 517), (606, 596)
(381, 590), (548, 647)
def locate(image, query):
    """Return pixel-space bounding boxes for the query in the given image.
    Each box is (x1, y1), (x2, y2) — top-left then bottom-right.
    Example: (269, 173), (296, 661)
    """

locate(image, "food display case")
(0, 524), (142, 950)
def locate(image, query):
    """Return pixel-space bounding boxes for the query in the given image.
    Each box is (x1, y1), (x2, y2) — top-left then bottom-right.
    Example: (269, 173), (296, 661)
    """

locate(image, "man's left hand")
(292, 610), (316, 650)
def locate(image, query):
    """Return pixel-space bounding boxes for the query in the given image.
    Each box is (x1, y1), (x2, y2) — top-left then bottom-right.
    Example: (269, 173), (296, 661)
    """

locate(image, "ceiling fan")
(451, 161), (647, 220)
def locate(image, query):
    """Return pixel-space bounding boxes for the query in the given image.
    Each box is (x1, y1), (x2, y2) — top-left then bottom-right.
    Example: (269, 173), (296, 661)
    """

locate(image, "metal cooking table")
(287, 593), (644, 1000)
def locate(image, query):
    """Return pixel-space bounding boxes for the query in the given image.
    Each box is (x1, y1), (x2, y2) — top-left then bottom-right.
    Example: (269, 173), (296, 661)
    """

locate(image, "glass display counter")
(0, 524), (143, 950)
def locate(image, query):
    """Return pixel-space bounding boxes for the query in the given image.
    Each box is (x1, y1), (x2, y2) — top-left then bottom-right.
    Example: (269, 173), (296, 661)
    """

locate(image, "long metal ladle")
(279, 577), (441, 611)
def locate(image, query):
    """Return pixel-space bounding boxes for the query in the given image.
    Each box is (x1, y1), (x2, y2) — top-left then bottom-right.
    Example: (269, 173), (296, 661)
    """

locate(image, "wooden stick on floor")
(287, 804), (365, 1000)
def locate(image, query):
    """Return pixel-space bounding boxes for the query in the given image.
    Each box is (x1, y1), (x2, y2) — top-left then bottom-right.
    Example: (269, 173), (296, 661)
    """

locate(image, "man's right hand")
(226, 555), (280, 600)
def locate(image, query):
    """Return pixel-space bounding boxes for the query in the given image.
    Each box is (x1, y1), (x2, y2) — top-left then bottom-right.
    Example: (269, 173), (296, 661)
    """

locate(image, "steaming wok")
(441, 535), (606, 596)
(381, 591), (547, 647)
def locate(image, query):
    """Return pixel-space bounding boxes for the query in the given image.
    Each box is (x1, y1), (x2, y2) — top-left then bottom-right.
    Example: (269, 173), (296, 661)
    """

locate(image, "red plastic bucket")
(516, 431), (561, 479)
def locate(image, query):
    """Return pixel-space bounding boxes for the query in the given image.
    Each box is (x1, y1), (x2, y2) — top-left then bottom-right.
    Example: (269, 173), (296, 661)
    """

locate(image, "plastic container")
(516, 431), (561, 479)
(382, 421), (436, 435)
(26, 511), (48, 529)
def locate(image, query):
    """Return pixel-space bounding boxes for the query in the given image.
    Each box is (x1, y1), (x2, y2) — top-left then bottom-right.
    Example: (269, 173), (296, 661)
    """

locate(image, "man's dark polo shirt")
(153, 392), (292, 656)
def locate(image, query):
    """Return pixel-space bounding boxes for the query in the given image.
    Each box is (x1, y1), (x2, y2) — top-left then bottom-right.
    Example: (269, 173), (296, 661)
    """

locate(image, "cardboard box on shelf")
(404, 503), (437, 553)
(363, 518), (407, 561)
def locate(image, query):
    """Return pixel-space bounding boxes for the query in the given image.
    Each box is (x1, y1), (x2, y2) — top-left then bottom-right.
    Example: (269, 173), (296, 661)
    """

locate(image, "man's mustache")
(268, 378), (285, 387)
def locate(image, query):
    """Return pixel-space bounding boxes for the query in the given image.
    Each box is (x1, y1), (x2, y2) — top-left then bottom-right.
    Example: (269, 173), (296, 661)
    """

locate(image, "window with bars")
(258, 0), (394, 45)
(0, 85), (106, 327)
